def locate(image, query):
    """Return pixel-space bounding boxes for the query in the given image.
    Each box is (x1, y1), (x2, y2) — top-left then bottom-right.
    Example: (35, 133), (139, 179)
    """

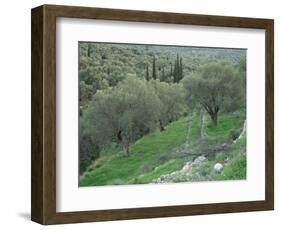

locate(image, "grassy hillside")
(80, 111), (246, 186)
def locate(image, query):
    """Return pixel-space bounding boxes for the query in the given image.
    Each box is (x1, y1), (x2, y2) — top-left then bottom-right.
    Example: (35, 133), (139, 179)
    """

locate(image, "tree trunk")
(210, 112), (218, 126)
(117, 130), (130, 156)
(159, 120), (165, 132)
(87, 44), (91, 57)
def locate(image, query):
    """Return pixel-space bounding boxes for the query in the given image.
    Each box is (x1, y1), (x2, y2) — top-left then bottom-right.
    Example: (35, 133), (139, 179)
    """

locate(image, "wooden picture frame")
(31, 4), (274, 225)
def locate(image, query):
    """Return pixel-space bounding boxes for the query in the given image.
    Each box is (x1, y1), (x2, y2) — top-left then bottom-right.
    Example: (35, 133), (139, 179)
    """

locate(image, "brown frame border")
(31, 4), (274, 225)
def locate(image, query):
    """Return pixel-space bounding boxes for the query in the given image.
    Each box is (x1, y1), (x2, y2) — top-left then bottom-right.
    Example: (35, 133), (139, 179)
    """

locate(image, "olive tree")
(182, 61), (245, 126)
(84, 77), (161, 156)
(149, 80), (186, 131)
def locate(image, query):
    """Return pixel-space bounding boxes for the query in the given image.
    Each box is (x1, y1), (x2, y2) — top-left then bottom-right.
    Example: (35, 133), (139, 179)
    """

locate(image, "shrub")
(79, 161), (90, 175)
(79, 122), (100, 175)
(229, 128), (242, 141)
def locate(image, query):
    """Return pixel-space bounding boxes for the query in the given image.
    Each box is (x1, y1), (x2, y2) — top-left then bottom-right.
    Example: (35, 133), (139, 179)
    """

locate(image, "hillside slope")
(80, 111), (246, 186)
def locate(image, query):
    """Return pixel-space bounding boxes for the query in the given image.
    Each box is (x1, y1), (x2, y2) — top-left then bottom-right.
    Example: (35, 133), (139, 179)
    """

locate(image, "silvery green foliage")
(83, 77), (161, 155)
(149, 79), (186, 129)
(182, 61), (245, 125)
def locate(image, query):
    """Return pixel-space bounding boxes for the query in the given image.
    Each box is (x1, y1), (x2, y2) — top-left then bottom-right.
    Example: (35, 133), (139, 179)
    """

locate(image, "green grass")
(135, 159), (185, 184)
(216, 134), (246, 162)
(80, 110), (246, 186)
(80, 118), (188, 186)
(219, 154), (246, 180)
(188, 113), (201, 142)
(205, 111), (245, 140)
(190, 135), (246, 181)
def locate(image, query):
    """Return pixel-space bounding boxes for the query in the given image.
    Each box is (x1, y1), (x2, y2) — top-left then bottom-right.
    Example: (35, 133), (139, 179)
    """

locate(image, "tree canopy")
(149, 79), (186, 130)
(82, 77), (161, 156)
(182, 61), (245, 125)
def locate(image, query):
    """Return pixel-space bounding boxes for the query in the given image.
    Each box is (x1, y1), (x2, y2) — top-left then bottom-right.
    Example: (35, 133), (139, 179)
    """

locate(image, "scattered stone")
(181, 162), (191, 173)
(194, 156), (207, 164)
(214, 163), (223, 173)
(221, 143), (229, 149)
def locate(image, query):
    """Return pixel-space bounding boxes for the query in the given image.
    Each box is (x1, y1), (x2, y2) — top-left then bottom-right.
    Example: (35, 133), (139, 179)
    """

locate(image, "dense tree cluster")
(80, 77), (185, 157)
(79, 43), (245, 109)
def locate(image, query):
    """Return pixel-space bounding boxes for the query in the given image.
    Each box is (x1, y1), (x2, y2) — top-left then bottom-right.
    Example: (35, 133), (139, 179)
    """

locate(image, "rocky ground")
(152, 120), (246, 184)
(152, 155), (223, 183)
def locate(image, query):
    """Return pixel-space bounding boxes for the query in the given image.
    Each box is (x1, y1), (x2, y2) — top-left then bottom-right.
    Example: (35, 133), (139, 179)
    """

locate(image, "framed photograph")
(31, 4), (274, 225)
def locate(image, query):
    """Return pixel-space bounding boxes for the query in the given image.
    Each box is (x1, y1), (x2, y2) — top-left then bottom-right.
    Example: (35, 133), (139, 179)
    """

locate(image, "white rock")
(194, 156), (207, 164)
(181, 162), (191, 172)
(214, 163), (223, 173)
